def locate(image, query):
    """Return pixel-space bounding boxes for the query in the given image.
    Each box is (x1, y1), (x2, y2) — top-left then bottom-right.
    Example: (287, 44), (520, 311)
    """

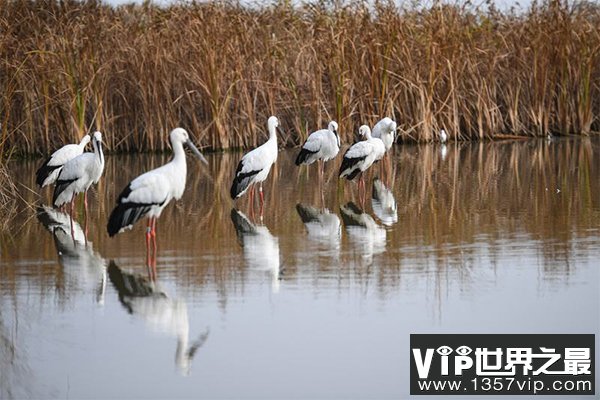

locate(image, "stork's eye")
(436, 346), (453, 356)
(456, 346), (472, 356)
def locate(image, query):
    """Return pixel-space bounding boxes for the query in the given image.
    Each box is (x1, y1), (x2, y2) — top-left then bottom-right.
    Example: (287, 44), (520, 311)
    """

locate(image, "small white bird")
(53, 131), (105, 236)
(371, 117), (397, 152)
(107, 128), (207, 263)
(439, 129), (448, 143)
(36, 134), (91, 187)
(295, 120), (340, 180)
(230, 116), (279, 209)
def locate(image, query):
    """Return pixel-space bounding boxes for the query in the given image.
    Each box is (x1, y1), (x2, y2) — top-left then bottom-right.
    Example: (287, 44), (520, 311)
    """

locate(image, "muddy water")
(0, 138), (598, 399)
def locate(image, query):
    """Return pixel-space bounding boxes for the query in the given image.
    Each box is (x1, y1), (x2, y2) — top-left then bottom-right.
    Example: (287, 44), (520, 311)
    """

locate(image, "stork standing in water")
(53, 131), (105, 239)
(36, 134), (91, 188)
(295, 121), (340, 182)
(339, 125), (385, 205)
(107, 128), (207, 267)
(371, 117), (397, 183)
(230, 116), (279, 216)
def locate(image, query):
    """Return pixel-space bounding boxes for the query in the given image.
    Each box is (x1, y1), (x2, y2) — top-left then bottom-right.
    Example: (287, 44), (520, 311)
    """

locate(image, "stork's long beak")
(186, 139), (208, 165)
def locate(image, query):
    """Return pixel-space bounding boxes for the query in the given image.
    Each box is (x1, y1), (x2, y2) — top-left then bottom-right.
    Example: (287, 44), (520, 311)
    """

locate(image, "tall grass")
(0, 0), (598, 155)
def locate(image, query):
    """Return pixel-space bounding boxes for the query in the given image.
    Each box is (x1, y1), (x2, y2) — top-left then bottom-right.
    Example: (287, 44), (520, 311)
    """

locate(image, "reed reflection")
(107, 261), (209, 376)
(340, 202), (386, 266)
(230, 209), (281, 293)
(37, 206), (107, 304)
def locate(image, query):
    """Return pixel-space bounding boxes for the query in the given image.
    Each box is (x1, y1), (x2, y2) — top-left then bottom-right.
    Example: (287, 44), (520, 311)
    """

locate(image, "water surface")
(1, 138), (599, 399)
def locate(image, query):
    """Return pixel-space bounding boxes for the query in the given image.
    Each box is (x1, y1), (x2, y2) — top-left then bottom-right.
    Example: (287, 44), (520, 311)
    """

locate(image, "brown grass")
(0, 0), (599, 155)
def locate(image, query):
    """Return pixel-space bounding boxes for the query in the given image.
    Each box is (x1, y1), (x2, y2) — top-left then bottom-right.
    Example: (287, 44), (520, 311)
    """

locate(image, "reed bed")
(0, 0), (599, 155)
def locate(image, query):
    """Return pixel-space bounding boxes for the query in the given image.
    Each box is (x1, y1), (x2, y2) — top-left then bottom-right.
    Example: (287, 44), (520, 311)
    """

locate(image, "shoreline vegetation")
(0, 0), (598, 158)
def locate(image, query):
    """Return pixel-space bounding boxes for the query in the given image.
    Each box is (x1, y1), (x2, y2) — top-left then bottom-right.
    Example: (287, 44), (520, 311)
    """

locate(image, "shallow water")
(1, 138), (599, 399)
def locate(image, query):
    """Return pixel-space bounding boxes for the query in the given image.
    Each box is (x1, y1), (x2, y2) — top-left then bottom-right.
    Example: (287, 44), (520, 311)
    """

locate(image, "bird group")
(36, 115), (442, 266)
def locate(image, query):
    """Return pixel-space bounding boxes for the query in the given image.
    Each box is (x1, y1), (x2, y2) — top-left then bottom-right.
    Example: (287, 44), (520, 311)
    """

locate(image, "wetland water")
(1, 138), (599, 399)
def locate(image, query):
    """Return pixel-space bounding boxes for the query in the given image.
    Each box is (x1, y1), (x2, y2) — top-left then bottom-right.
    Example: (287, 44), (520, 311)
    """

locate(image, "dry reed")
(0, 0), (598, 155)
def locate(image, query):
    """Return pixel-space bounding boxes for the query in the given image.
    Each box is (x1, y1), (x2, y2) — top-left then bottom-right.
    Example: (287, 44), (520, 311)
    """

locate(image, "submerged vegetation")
(0, 0), (599, 155)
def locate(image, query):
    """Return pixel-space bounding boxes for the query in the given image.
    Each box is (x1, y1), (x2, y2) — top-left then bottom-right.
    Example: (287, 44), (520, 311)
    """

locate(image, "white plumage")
(36, 135), (91, 187)
(230, 116), (279, 201)
(338, 125), (385, 180)
(295, 120), (340, 166)
(53, 131), (105, 208)
(439, 129), (448, 143)
(371, 117), (397, 152)
(107, 128), (207, 237)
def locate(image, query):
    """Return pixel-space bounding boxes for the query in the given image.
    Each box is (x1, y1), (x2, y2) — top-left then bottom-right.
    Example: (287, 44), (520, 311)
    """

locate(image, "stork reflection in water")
(340, 202), (387, 266)
(296, 203), (342, 255)
(371, 178), (398, 226)
(37, 205), (107, 304)
(107, 261), (209, 376)
(230, 208), (281, 293)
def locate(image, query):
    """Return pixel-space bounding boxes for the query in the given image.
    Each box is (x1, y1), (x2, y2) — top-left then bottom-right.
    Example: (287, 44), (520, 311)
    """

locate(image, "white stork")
(230, 116), (279, 214)
(106, 128), (207, 265)
(36, 134), (91, 187)
(53, 131), (105, 238)
(295, 120), (340, 181)
(371, 117), (397, 152)
(338, 125), (385, 203)
(371, 117), (397, 181)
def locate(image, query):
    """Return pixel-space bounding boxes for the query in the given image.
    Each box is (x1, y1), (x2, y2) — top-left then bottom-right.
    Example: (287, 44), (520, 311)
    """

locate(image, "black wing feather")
(36, 157), (61, 187)
(295, 148), (318, 166)
(338, 155), (366, 180)
(52, 178), (77, 204)
(106, 183), (166, 237)
(230, 159), (261, 199)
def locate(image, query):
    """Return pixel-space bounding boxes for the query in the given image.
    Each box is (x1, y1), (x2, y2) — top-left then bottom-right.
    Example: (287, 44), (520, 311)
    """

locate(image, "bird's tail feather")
(295, 148), (317, 166)
(107, 202), (152, 237)
(36, 159), (60, 187)
(53, 178), (76, 206)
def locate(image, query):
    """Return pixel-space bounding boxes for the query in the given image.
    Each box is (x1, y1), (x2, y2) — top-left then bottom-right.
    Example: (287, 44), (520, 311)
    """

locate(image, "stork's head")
(328, 121), (338, 134)
(358, 125), (371, 139)
(380, 117), (397, 134)
(329, 121), (340, 147)
(170, 128), (208, 165)
(80, 134), (92, 147)
(92, 131), (102, 142)
(268, 115), (279, 129)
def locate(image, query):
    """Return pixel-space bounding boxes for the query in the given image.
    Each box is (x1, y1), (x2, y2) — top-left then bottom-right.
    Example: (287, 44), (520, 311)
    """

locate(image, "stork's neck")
(171, 139), (187, 164)
(268, 123), (277, 142)
(364, 130), (373, 140)
(93, 138), (104, 166)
